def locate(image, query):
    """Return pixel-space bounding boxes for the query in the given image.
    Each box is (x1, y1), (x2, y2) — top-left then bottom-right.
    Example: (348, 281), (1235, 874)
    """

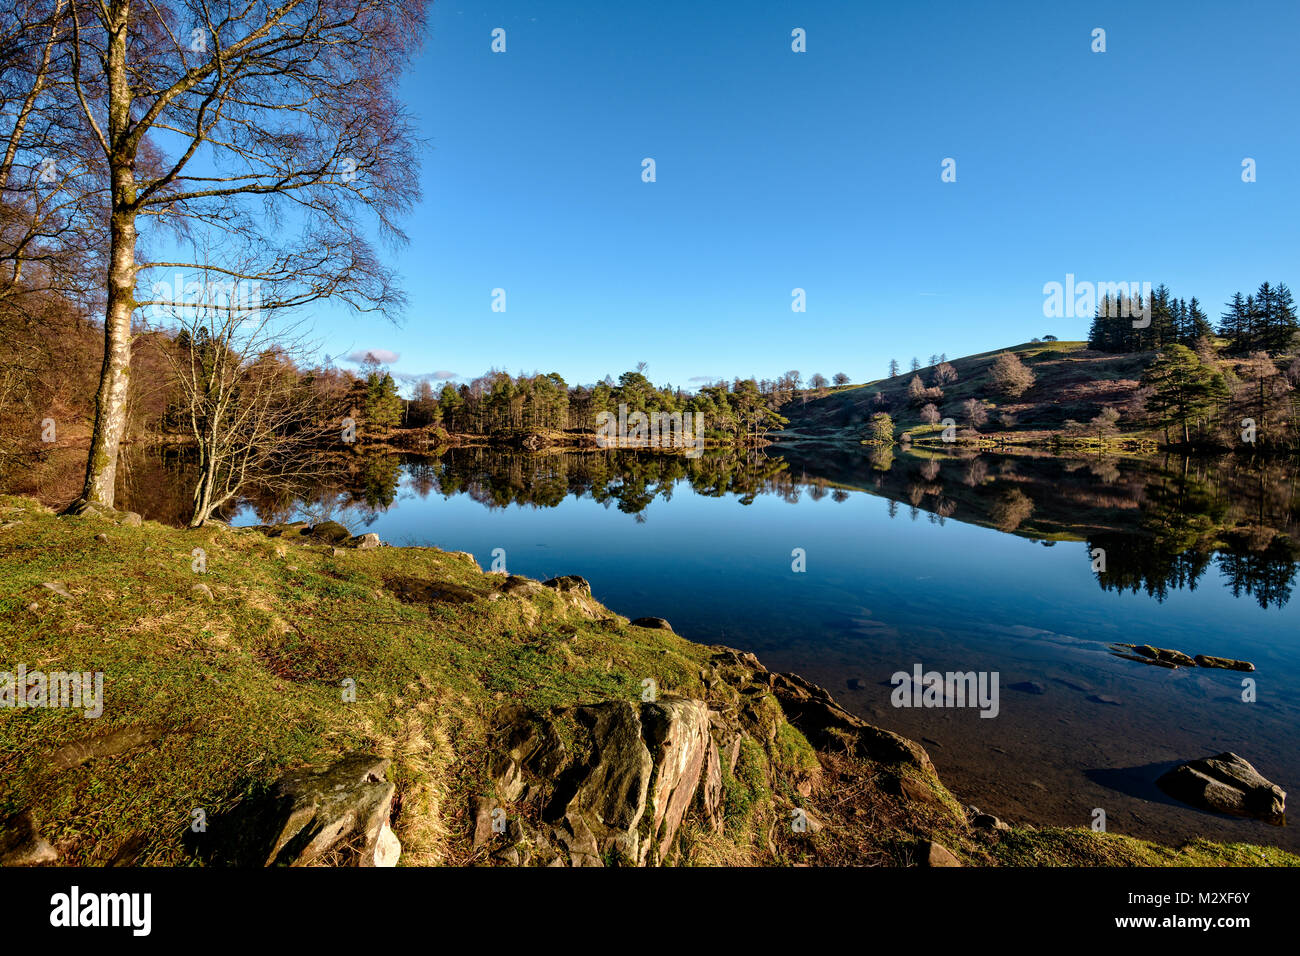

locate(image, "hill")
(779, 341), (1154, 444)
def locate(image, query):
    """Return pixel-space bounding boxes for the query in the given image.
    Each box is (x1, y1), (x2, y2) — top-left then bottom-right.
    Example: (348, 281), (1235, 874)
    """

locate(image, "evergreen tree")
(361, 369), (403, 428)
(1262, 282), (1298, 352)
(1186, 297), (1213, 343)
(1140, 344), (1230, 445)
(1219, 292), (1247, 351)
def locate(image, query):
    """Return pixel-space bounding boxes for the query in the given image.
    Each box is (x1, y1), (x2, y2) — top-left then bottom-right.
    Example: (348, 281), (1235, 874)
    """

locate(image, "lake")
(28, 442), (1300, 850)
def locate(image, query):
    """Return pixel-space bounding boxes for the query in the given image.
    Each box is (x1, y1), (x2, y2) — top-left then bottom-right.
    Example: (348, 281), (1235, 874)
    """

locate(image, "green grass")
(0, 495), (710, 865)
(992, 828), (1299, 867)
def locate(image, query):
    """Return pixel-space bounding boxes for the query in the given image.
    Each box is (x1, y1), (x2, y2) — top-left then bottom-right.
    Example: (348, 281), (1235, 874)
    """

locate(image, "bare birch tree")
(157, 272), (327, 526)
(52, 0), (427, 512)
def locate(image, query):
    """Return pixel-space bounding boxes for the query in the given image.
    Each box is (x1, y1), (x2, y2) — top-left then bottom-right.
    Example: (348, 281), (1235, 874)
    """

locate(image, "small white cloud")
(395, 370), (460, 385)
(346, 348), (400, 364)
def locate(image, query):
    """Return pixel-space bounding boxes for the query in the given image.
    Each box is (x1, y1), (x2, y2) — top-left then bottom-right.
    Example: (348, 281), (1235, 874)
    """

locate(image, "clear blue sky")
(315, 0), (1300, 392)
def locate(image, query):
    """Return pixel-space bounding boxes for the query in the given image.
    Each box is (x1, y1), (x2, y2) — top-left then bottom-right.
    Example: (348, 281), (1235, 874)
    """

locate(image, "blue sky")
(315, 0), (1300, 392)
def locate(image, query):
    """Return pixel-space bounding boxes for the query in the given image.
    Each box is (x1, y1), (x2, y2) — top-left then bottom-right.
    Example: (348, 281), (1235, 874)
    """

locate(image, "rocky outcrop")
(474, 645), (961, 866)
(542, 575), (591, 595)
(203, 753), (401, 866)
(496, 575), (545, 598)
(640, 699), (713, 863)
(1157, 752), (1286, 824)
(539, 575), (604, 620)
(775, 673), (933, 772)
(307, 521), (350, 544)
(630, 617), (673, 631)
(484, 698), (719, 866)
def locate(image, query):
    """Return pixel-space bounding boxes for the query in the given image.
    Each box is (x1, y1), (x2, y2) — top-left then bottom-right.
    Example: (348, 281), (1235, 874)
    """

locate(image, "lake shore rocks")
(1112, 643), (1255, 673)
(484, 698), (717, 866)
(629, 616), (673, 631)
(1193, 655), (1255, 672)
(202, 753), (401, 866)
(1157, 752), (1286, 825)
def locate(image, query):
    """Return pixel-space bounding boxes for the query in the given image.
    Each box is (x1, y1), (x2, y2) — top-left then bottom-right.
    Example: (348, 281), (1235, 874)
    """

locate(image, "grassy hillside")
(781, 341), (1153, 443)
(1, 496), (1295, 867)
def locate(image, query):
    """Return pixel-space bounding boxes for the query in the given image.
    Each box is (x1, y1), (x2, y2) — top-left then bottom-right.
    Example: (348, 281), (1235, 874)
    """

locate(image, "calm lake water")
(50, 443), (1300, 850)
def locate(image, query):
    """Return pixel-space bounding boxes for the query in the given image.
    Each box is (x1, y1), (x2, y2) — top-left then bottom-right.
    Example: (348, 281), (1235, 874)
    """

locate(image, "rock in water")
(1193, 655), (1255, 672)
(1157, 752), (1286, 824)
(1129, 644), (1196, 667)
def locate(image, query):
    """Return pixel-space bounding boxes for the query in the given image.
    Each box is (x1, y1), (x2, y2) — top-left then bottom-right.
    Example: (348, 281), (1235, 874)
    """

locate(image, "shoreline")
(1, 494), (1292, 867)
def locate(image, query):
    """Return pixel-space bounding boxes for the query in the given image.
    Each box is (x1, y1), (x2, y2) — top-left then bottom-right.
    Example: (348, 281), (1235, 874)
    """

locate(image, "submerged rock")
(1157, 752), (1286, 824)
(1008, 680), (1046, 694)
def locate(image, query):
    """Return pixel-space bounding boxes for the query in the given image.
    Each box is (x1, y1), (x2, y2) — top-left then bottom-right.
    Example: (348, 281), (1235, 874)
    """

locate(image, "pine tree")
(1140, 344), (1230, 445)
(1219, 292), (1248, 352)
(1186, 297), (1213, 343)
(1267, 283), (1298, 352)
(1150, 284), (1175, 349)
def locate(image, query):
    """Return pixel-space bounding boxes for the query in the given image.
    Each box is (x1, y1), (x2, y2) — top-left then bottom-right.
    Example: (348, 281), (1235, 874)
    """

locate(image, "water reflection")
(96, 443), (1300, 610)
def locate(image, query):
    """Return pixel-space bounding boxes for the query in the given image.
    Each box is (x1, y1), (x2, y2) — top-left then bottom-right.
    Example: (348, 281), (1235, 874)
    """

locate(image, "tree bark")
(73, 0), (136, 511)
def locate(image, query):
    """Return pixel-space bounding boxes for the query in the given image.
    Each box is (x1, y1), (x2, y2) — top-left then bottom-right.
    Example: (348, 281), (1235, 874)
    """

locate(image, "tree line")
(1088, 281), (1297, 354)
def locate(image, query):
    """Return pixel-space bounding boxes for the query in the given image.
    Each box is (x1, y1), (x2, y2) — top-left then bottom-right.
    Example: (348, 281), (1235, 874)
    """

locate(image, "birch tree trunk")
(75, 0), (135, 510)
